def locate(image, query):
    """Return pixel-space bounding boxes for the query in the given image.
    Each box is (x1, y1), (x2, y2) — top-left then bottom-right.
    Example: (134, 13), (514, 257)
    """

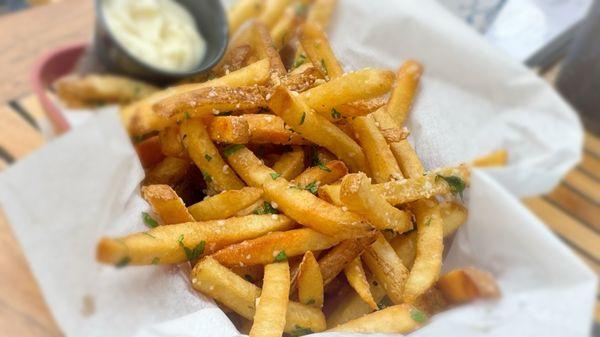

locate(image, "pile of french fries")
(66, 0), (509, 335)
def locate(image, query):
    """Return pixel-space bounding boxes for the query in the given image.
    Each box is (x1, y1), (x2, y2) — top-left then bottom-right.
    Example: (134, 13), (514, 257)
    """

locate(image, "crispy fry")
(249, 261), (290, 337)
(437, 268), (500, 304)
(270, 4), (300, 50)
(191, 257), (326, 333)
(230, 264), (264, 284)
(340, 173), (412, 233)
(228, 0), (263, 36)
(208, 115), (251, 144)
(159, 126), (186, 157)
(188, 187), (263, 220)
(211, 44), (253, 78)
(96, 214), (295, 265)
(403, 199), (444, 303)
(298, 22), (344, 79)
(211, 228), (339, 267)
(251, 21), (287, 78)
(362, 232), (409, 304)
(337, 96), (387, 118)
(135, 135), (165, 168)
(306, 0), (337, 29)
(145, 156), (191, 185)
(413, 286), (448, 315)
(387, 60), (423, 126)
(141, 185), (195, 224)
(281, 64), (323, 92)
(293, 160), (348, 187)
(210, 114), (308, 145)
(344, 257), (378, 310)
(268, 85), (368, 172)
(389, 230), (417, 269)
(272, 146), (305, 179)
(440, 201), (468, 237)
(472, 149), (508, 167)
(319, 234), (376, 285)
(391, 139), (424, 178)
(180, 119), (245, 193)
(226, 146), (276, 187)
(297, 251), (324, 307)
(329, 304), (424, 334)
(260, 0), (294, 28)
(370, 106), (409, 143)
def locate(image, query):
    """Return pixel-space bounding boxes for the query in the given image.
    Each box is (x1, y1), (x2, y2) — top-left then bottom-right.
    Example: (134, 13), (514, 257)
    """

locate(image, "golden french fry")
(180, 119), (245, 193)
(209, 114), (307, 145)
(236, 198), (268, 216)
(293, 160), (348, 187)
(145, 156), (191, 185)
(472, 149), (508, 167)
(298, 22), (344, 79)
(297, 251), (324, 307)
(211, 44), (253, 78)
(249, 261), (290, 337)
(413, 286), (448, 315)
(440, 201), (468, 237)
(96, 214), (295, 266)
(268, 85), (368, 173)
(402, 199), (444, 303)
(211, 228), (339, 267)
(55, 74), (158, 107)
(389, 230), (417, 269)
(362, 232), (409, 304)
(272, 146), (305, 179)
(191, 257), (326, 333)
(437, 268), (500, 304)
(370, 107), (409, 143)
(387, 60), (423, 127)
(226, 146), (276, 187)
(318, 234), (376, 285)
(260, 0), (294, 28)
(329, 304), (425, 334)
(230, 264), (264, 284)
(317, 183), (342, 205)
(306, 0), (337, 29)
(340, 173), (412, 233)
(141, 185), (195, 224)
(351, 116), (403, 182)
(326, 276), (386, 328)
(159, 126), (186, 157)
(281, 64), (323, 92)
(300, 69), (395, 118)
(270, 4), (300, 50)
(187, 187), (263, 221)
(208, 115), (251, 144)
(344, 257), (378, 310)
(228, 0), (263, 36)
(391, 139), (424, 178)
(251, 21), (287, 78)
(122, 59), (271, 137)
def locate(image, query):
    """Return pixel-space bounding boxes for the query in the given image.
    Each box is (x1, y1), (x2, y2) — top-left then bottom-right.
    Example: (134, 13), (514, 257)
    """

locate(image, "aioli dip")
(102, 0), (207, 72)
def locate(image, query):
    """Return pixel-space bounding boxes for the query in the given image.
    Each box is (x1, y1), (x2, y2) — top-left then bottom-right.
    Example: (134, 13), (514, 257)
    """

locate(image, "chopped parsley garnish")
(184, 112), (191, 120)
(310, 146), (320, 166)
(300, 111), (306, 125)
(143, 232), (156, 239)
(292, 54), (307, 69)
(410, 308), (427, 323)
(244, 274), (254, 282)
(115, 256), (131, 268)
(436, 175), (466, 198)
(254, 201), (279, 215)
(377, 296), (393, 310)
(202, 172), (213, 183)
(204, 154), (212, 161)
(178, 236), (206, 262)
(275, 250), (287, 262)
(151, 257), (160, 265)
(223, 144), (245, 157)
(331, 108), (341, 119)
(304, 181), (319, 195)
(425, 217), (432, 226)
(142, 212), (158, 228)
(317, 162), (331, 172)
(295, 2), (308, 16)
(320, 59), (328, 75)
(291, 325), (313, 337)
(270, 172), (282, 180)
(305, 298), (315, 305)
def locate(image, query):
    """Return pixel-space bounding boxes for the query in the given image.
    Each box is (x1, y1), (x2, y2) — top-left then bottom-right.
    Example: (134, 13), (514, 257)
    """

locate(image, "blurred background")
(0, 0), (597, 336)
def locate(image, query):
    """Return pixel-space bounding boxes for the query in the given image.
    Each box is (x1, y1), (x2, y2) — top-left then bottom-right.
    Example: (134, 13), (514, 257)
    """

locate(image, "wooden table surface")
(0, 1), (598, 336)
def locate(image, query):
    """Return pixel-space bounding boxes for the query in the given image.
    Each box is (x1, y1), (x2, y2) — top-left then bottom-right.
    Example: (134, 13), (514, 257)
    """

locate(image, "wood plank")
(0, 106), (45, 159)
(16, 95), (47, 124)
(585, 132), (600, 157)
(523, 198), (600, 262)
(547, 184), (600, 233)
(580, 151), (600, 180)
(563, 169), (600, 204)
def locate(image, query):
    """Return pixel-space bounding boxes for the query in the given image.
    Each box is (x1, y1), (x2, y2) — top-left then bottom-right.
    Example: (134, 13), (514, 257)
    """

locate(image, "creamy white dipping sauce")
(102, 0), (206, 72)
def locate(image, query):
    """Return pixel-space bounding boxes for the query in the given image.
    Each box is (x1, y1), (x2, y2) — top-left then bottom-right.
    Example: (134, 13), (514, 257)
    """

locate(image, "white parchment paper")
(0, 0), (596, 336)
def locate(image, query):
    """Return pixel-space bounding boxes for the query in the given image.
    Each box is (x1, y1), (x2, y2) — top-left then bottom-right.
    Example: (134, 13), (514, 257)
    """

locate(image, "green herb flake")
(223, 144), (245, 157)
(275, 250), (287, 262)
(377, 296), (393, 310)
(218, 111), (232, 116)
(320, 59), (328, 75)
(204, 154), (212, 161)
(304, 181), (319, 195)
(184, 112), (191, 120)
(270, 172), (282, 180)
(151, 257), (160, 265)
(142, 212), (159, 228)
(317, 162), (332, 172)
(425, 217), (432, 226)
(305, 298), (315, 305)
(410, 308), (427, 323)
(291, 325), (313, 337)
(295, 2), (308, 16)
(115, 256), (131, 268)
(244, 274), (254, 282)
(143, 232), (156, 239)
(179, 239), (206, 262)
(331, 108), (341, 119)
(253, 201), (279, 215)
(292, 54), (307, 69)
(202, 172), (213, 183)
(300, 111), (306, 125)
(436, 175), (466, 198)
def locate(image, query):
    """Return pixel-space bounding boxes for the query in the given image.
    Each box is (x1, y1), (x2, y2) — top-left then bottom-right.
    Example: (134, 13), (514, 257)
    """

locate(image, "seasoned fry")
(135, 135), (165, 168)
(187, 187), (263, 221)
(472, 149), (508, 167)
(96, 214), (295, 265)
(340, 173), (412, 233)
(210, 114), (308, 145)
(440, 201), (468, 237)
(329, 304), (425, 334)
(298, 22), (344, 79)
(306, 0), (337, 29)
(249, 261), (290, 337)
(145, 156), (190, 185)
(387, 60), (423, 126)
(371, 106), (409, 143)
(141, 185), (195, 224)
(272, 146), (305, 179)
(391, 139), (424, 178)
(281, 64), (323, 92)
(211, 228), (339, 267)
(297, 251), (324, 307)
(228, 0), (263, 36)
(293, 160), (347, 187)
(208, 115), (250, 144)
(226, 146), (276, 187)
(180, 119), (245, 193)
(389, 230), (417, 269)
(251, 21), (288, 78)
(344, 258), (378, 310)
(413, 286), (448, 315)
(159, 126), (186, 157)
(362, 232), (409, 304)
(403, 199), (444, 303)
(270, 4), (300, 50)
(191, 257), (326, 333)
(260, 0), (294, 28)
(318, 234), (376, 285)
(55, 74), (158, 107)
(268, 85), (368, 172)
(437, 268), (500, 304)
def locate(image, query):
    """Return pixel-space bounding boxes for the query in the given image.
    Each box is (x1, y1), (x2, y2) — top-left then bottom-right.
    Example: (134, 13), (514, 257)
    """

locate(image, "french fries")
(260, 0), (294, 28)
(472, 149), (509, 167)
(249, 261), (290, 337)
(97, 214), (295, 265)
(209, 115), (308, 145)
(318, 234), (376, 285)
(270, 4), (301, 50)
(297, 251), (324, 307)
(144, 156), (190, 185)
(293, 159), (348, 187)
(187, 187), (263, 221)
(141, 185), (195, 224)
(298, 22), (344, 79)
(228, 0), (263, 36)
(344, 258), (378, 310)
(329, 304), (425, 334)
(386, 60), (423, 127)
(437, 268), (501, 304)
(158, 126), (186, 157)
(271, 146), (305, 179)
(440, 201), (468, 237)
(306, 0), (337, 29)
